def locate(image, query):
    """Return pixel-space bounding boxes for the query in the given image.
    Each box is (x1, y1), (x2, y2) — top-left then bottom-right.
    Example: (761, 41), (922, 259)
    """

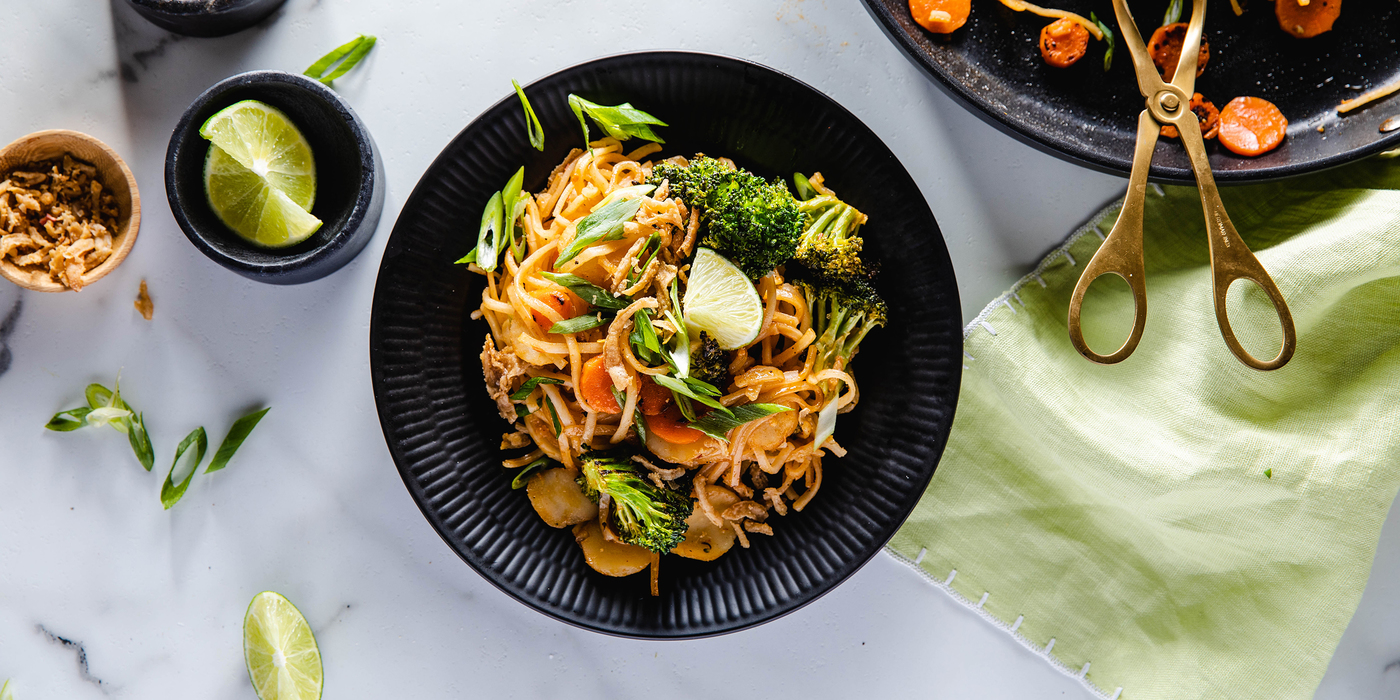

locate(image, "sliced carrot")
(639, 376), (671, 416)
(1218, 96), (1289, 157)
(529, 288), (582, 330)
(1039, 18), (1089, 68)
(645, 404), (704, 445)
(909, 0), (971, 34)
(1148, 23), (1209, 81)
(1276, 0), (1342, 39)
(580, 355), (620, 413)
(1160, 93), (1221, 140)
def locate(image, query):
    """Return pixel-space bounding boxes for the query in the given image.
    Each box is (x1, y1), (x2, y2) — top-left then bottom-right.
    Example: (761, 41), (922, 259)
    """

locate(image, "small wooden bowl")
(0, 129), (141, 293)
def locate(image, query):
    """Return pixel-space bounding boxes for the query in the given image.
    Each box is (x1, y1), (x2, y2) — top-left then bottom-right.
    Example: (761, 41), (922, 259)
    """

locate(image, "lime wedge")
(200, 100), (316, 210)
(205, 145), (322, 248)
(244, 591), (323, 700)
(683, 247), (764, 350)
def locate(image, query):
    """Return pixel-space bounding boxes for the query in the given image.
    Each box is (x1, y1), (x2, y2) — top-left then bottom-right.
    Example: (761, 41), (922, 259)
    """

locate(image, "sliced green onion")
(540, 272), (628, 310)
(45, 407), (92, 431)
(652, 374), (729, 416)
(512, 79), (545, 151)
(1092, 12), (1115, 72)
(549, 314), (610, 335)
(511, 457), (559, 489)
(689, 404), (791, 442)
(128, 413), (154, 471)
(554, 197), (643, 267)
(305, 35), (377, 86)
(510, 377), (564, 401)
(545, 397), (562, 435)
(161, 427), (208, 510)
(454, 248), (478, 265)
(475, 190), (505, 272)
(205, 407), (269, 474)
(567, 95), (667, 145)
(1163, 0), (1183, 26)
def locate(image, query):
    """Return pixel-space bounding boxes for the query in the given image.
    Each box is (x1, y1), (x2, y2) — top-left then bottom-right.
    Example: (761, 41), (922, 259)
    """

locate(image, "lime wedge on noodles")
(205, 145), (322, 248)
(683, 247), (765, 350)
(244, 591), (323, 700)
(200, 100), (316, 210)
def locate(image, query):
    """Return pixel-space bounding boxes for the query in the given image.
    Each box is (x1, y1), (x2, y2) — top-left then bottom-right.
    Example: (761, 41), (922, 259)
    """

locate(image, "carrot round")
(639, 376), (671, 417)
(1160, 93), (1220, 140)
(1218, 97), (1288, 157)
(580, 355), (620, 413)
(1276, 0), (1342, 39)
(1039, 18), (1089, 68)
(529, 288), (582, 330)
(645, 404), (704, 445)
(1148, 23), (1209, 81)
(909, 0), (970, 34)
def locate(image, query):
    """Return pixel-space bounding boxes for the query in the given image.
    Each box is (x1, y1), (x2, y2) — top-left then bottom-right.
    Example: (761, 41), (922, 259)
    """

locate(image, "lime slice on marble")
(204, 145), (322, 248)
(244, 591), (323, 700)
(682, 247), (764, 350)
(200, 100), (316, 210)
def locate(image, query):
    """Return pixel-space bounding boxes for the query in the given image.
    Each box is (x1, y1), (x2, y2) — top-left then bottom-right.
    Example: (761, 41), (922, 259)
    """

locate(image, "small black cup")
(166, 70), (384, 285)
(124, 0), (289, 38)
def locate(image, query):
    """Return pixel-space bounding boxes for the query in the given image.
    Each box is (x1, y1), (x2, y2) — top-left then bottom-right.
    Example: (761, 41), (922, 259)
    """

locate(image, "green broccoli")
(793, 173), (867, 280)
(577, 450), (693, 553)
(648, 157), (802, 280)
(789, 264), (887, 448)
(690, 331), (729, 389)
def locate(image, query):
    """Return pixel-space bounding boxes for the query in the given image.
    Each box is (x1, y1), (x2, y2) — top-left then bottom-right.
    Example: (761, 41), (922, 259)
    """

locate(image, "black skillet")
(863, 0), (1400, 183)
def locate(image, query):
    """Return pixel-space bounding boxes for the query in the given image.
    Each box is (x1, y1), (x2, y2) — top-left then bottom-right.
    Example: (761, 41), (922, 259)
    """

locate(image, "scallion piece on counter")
(206, 407), (270, 474)
(305, 34), (377, 86)
(161, 427), (208, 510)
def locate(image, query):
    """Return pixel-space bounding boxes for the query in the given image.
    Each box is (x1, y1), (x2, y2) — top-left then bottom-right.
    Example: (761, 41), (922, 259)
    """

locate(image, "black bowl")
(124, 0), (287, 37)
(863, 0), (1400, 183)
(369, 51), (963, 638)
(166, 70), (384, 285)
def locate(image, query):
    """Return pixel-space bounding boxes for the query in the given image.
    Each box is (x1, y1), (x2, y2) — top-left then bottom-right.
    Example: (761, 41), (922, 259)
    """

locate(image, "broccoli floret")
(690, 331), (729, 388)
(793, 174), (868, 280)
(577, 450), (693, 553)
(648, 157), (802, 280)
(649, 156), (733, 210)
(790, 265), (887, 379)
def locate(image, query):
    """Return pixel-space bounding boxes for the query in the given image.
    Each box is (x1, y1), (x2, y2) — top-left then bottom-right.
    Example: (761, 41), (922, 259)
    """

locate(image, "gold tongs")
(1067, 0), (1296, 370)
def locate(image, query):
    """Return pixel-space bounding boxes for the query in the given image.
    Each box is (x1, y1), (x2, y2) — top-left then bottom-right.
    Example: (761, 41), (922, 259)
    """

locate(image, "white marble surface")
(0, 1), (1396, 698)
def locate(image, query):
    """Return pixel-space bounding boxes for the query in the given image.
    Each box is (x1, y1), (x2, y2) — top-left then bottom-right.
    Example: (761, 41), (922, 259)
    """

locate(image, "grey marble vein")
(36, 624), (108, 693)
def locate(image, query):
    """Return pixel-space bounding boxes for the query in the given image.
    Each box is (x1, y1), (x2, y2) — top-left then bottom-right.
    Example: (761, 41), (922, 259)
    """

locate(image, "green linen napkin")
(889, 153), (1400, 700)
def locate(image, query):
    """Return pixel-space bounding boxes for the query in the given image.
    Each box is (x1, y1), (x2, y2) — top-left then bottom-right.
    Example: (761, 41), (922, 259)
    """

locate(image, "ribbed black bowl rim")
(861, 0), (1400, 185)
(369, 50), (961, 639)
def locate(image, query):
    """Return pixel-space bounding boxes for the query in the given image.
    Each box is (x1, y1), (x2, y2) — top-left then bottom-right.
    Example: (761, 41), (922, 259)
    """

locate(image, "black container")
(124, 0), (288, 38)
(166, 70), (384, 285)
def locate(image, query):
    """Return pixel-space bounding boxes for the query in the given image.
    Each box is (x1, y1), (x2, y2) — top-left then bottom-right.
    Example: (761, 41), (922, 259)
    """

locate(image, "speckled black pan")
(864, 0), (1400, 184)
(368, 52), (962, 638)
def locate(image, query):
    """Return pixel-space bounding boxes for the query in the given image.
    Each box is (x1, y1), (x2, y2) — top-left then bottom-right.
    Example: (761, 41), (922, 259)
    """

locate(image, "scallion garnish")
(46, 375), (152, 470)
(688, 404), (791, 442)
(512, 79), (545, 151)
(500, 167), (528, 264)
(1092, 12), (1115, 72)
(539, 272), (628, 310)
(473, 191), (505, 272)
(304, 35), (377, 86)
(161, 427), (208, 510)
(1162, 0), (1183, 26)
(554, 197), (643, 267)
(511, 457), (559, 489)
(510, 376), (564, 401)
(567, 95), (667, 146)
(549, 313), (610, 335)
(651, 374), (729, 416)
(545, 396), (563, 435)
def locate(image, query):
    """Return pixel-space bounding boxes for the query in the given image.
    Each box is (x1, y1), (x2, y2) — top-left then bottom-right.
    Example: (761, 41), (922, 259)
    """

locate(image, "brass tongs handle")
(1178, 123), (1297, 370)
(1069, 0), (1297, 371)
(1068, 111), (1156, 364)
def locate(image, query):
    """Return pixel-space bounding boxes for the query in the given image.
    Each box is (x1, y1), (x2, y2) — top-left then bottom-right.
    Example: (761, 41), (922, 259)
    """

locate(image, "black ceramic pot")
(165, 70), (384, 285)
(124, 0), (288, 38)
